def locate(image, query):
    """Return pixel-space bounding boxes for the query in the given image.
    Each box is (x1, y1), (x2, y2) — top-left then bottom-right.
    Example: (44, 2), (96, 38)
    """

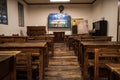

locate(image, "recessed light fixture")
(50, 0), (70, 2)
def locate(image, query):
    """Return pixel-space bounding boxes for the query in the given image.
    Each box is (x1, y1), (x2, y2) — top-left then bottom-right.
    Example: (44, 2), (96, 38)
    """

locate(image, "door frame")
(117, 1), (120, 41)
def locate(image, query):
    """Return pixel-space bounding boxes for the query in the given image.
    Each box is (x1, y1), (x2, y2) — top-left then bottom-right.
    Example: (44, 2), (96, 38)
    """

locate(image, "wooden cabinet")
(53, 32), (65, 43)
(92, 20), (107, 36)
(27, 26), (46, 36)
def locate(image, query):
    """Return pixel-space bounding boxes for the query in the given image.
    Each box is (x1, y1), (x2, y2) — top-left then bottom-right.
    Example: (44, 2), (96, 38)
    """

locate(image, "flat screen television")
(48, 13), (71, 28)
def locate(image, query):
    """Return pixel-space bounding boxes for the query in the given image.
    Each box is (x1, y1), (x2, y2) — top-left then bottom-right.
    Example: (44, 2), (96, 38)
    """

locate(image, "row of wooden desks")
(0, 42), (48, 80)
(66, 35), (120, 80)
(80, 41), (120, 80)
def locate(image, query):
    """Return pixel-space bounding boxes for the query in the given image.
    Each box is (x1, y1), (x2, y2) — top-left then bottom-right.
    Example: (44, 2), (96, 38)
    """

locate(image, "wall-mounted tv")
(48, 13), (71, 28)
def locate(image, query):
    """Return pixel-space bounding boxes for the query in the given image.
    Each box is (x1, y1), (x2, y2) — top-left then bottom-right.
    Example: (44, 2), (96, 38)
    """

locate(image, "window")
(18, 2), (24, 27)
(0, 0), (8, 24)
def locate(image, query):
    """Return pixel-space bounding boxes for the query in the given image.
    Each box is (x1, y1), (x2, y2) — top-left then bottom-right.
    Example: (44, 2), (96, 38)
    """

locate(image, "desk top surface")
(0, 51), (21, 56)
(113, 69), (120, 76)
(0, 42), (47, 48)
(81, 41), (120, 47)
(0, 55), (13, 63)
(106, 63), (120, 70)
(0, 36), (28, 38)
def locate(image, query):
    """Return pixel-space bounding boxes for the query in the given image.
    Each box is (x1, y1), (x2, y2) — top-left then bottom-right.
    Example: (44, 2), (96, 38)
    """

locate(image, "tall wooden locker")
(92, 20), (107, 36)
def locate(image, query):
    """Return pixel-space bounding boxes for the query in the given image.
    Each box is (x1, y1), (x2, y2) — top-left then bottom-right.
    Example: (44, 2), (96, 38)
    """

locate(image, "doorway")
(53, 32), (65, 43)
(118, 1), (120, 41)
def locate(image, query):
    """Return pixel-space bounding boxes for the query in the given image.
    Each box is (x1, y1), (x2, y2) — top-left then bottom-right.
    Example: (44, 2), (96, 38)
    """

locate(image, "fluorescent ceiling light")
(50, 0), (70, 2)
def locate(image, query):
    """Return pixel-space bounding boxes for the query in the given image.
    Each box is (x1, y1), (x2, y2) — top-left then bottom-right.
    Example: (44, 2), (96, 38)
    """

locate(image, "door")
(53, 32), (65, 43)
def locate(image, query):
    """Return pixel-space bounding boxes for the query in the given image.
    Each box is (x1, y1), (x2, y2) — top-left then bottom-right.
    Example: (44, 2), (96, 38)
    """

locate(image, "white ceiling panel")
(24, 0), (95, 4)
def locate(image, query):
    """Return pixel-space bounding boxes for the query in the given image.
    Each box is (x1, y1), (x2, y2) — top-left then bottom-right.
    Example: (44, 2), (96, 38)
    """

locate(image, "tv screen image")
(48, 13), (71, 28)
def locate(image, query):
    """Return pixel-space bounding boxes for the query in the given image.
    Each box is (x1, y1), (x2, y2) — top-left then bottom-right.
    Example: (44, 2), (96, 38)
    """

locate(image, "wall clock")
(58, 5), (64, 13)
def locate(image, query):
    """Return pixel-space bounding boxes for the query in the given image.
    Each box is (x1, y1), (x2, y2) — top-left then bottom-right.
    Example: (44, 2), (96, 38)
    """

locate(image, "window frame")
(18, 2), (24, 27)
(0, 0), (8, 25)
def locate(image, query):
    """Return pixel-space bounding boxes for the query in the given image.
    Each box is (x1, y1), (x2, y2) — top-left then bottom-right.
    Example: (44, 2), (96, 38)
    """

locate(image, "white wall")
(92, 0), (118, 41)
(0, 0), (118, 38)
(0, 0), (28, 36)
(28, 4), (92, 35)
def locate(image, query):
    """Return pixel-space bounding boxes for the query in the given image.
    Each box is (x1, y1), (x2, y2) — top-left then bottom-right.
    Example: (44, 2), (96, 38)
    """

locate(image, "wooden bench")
(16, 52), (32, 80)
(90, 48), (120, 80)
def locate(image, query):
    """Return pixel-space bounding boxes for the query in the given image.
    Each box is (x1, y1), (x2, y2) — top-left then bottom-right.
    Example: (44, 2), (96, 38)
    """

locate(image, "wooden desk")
(0, 42), (47, 80)
(0, 55), (13, 80)
(0, 36), (28, 43)
(80, 41), (120, 80)
(0, 51), (21, 80)
(28, 35), (54, 57)
(27, 40), (51, 62)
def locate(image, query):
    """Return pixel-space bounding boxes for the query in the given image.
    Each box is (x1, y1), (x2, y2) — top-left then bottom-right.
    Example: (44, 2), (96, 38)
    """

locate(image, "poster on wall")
(48, 13), (71, 28)
(72, 18), (88, 34)
(77, 20), (88, 34)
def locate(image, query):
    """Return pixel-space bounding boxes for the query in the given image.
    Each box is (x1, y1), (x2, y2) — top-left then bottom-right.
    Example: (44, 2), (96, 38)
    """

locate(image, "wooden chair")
(89, 48), (120, 80)
(68, 36), (76, 50)
(29, 48), (43, 80)
(16, 52), (32, 80)
(31, 52), (41, 80)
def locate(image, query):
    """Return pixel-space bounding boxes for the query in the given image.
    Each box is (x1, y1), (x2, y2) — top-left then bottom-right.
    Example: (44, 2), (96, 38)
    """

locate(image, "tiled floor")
(44, 43), (82, 80)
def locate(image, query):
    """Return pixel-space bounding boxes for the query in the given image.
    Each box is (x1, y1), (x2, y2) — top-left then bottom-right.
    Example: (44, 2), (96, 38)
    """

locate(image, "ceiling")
(23, 0), (96, 5)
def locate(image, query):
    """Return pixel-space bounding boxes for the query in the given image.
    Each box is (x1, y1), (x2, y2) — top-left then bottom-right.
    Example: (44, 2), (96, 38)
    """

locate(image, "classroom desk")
(27, 39), (54, 57)
(80, 41), (120, 80)
(0, 51), (21, 80)
(0, 36), (28, 42)
(0, 42), (47, 80)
